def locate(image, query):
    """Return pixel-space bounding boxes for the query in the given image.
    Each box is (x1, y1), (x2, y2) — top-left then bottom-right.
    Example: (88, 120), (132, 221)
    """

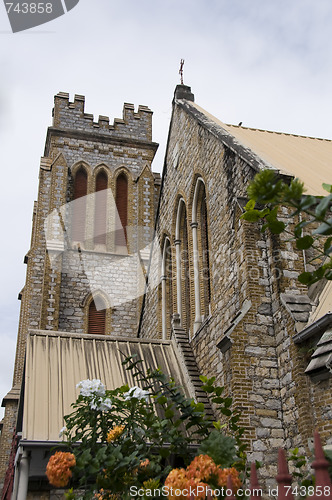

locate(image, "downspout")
(15, 448), (30, 500)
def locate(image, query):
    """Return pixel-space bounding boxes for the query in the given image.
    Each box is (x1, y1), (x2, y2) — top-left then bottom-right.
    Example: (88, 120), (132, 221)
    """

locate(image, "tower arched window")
(115, 173), (128, 247)
(94, 170), (108, 246)
(72, 167), (87, 243)
(88, 299), (106, 335)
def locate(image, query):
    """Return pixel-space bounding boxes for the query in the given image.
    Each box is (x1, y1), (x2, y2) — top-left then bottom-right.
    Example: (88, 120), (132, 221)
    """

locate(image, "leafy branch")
(241, 169), (332, 285)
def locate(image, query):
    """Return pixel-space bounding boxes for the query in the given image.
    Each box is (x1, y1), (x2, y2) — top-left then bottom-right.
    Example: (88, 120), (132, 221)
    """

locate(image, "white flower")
(90, 397), (112, 412)
(76, 379), (105, 397)
(124, 386), (149, 402)
(59, 426), (66, 438)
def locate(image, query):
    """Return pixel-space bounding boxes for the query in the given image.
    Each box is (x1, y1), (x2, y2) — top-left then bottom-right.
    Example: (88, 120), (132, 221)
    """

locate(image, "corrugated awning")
(22, 330), (189, 442)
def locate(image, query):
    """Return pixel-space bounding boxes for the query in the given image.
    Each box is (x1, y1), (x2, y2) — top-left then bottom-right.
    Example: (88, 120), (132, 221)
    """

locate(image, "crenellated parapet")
(52, 92), (153, 142)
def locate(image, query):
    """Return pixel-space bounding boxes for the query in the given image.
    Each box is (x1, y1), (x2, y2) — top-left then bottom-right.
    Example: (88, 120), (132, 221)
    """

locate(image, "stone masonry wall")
(0, 95), (159, 491)
(140, 94), (332, 486)
(53, 93), (153, 142)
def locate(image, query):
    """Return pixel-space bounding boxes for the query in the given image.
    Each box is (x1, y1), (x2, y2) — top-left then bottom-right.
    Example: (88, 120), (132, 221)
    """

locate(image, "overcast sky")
(0, 0), (332, 419)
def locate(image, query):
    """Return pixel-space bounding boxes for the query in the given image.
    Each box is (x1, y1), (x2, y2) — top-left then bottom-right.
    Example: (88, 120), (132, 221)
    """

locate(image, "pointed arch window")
(94, 170), (108, 246)
(200, 188), (211, 313)
(175, 199), (191, 334)
(191, 178), (211, 333)
(115, 173), (128, 247)
(72, 167), (87, 243)
(161, 237), (173, 340)
(88, 299), (106, 335)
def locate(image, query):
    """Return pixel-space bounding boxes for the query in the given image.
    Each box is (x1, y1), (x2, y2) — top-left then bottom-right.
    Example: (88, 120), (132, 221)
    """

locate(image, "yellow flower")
(94, 490), (119, 500)
(46, 451), (76, 488)
(106, 425), (125, 443)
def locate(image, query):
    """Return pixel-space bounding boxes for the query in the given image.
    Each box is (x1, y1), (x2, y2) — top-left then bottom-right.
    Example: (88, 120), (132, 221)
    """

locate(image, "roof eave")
(293, 312), (332, 344)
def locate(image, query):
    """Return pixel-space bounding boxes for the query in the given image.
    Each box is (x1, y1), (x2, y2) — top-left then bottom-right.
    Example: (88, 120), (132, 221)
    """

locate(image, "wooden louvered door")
(115, 174), (128, 247)
(72, 168), (87, 243)
(94, 171), (108, 246)
(88, 300), (106, 335)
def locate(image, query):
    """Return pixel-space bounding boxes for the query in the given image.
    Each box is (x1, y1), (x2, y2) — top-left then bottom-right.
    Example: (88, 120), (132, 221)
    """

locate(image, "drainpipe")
(16, 448), (30, 500)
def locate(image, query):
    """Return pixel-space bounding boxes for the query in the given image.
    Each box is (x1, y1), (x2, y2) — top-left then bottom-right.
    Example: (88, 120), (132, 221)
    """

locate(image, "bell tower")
(0, 93), (160, 491)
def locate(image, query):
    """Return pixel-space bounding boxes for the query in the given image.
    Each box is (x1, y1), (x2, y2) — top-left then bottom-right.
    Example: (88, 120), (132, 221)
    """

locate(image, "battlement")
(52, 93), (153, 142)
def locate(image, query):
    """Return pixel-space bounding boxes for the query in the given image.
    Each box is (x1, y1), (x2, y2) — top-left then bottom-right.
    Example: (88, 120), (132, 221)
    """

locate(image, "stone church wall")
(140, 94), (332, 486)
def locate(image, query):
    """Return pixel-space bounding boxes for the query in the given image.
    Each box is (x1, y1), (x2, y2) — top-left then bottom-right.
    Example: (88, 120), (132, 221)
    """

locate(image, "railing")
(189, 431), (332, 499)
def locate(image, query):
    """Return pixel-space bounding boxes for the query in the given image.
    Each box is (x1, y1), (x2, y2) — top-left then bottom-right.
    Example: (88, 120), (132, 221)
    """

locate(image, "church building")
(0, 85), (332, 498)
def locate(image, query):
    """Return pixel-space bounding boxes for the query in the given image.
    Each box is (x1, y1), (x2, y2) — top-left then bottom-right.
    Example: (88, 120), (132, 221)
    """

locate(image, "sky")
(0, 0), (332, 420)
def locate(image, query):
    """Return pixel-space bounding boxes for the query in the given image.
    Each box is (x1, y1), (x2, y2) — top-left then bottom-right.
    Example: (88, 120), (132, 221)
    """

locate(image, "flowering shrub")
(48, 355), (246, 499)
(164, 455), (241, 499)
(187, 454), (218, 482)
(123, 385), (149, 401)
(77, 379), (106, 397)
(46, 451), (76, 487)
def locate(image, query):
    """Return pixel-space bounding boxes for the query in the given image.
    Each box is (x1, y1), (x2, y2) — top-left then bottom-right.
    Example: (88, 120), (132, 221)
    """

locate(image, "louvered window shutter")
(115, 174), (128, 246)
(72, 168), (87, 242)
(88, 300), (106, 335)
(94, 171), (108, 245)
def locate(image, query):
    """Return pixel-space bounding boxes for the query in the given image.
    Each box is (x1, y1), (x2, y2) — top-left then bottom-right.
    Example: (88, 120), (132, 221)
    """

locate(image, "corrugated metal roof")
(191, 103), (332, 196)
(22, 330), (189, 442)
(309, 280), (332, 324)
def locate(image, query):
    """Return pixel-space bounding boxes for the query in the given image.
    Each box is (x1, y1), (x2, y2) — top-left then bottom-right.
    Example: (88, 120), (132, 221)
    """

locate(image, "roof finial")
(179, 59), (185, 85)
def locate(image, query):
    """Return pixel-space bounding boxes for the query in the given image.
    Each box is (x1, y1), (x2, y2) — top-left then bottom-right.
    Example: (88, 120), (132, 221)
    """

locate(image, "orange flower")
(165, 455), (241, 499)
(186, 454), (218, 482)
(46, 451), (76, 487)
(139, 458), (150, 469)
(164, 468), (188, 500)
(216, 467), (242, 490)
(106, 425), (125, 443)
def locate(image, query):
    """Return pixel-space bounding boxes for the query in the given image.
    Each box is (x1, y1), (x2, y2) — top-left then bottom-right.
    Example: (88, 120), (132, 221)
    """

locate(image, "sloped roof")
(308, 280), (332, 324)
(188, 102), (332, 196)
(22, 330), (190, 442)
(305, 328), (332, 380)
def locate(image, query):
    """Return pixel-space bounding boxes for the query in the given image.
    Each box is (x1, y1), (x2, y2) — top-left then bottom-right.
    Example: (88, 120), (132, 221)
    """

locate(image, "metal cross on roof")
(179, 59), (184, 85)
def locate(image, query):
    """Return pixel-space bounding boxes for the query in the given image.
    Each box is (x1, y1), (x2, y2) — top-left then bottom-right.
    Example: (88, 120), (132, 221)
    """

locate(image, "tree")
(241, 169), (332, 286)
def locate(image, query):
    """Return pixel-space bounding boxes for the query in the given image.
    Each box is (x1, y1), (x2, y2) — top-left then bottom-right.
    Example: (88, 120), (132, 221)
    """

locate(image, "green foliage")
(199, 375), (247, 472)
(241, 170), (332, 286)
(325, 449), (332, 480)
(287, 447), (314, 498)
(287, 446), (332, 497)
(57, 356), (247, 499)
(198, 430), (237, 467)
